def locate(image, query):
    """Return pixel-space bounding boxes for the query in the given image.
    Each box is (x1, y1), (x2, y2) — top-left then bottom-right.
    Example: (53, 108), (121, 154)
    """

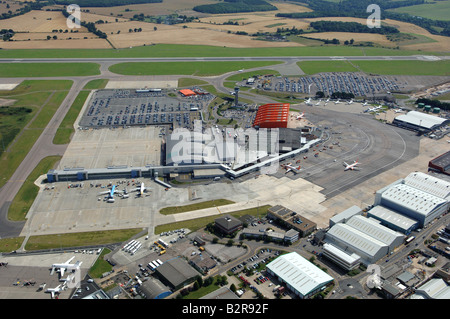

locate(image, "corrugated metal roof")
(404, 172), (450, 200)
(323, 243), (361, 264)
(367, 205), (417, 231)
(382, 184), (447, 216)
(394, 111), (447, 129)
(266, 252), (333, 296)
(326, 223), (387, 257)
(345, 215), (404, 245)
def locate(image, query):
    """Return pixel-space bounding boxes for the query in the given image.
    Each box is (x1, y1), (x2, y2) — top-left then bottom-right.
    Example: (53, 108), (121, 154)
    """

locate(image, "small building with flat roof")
(267, 205), (316, 237)
(153, 257), (200, 291)
(215, 215), (243, 235)
(429, 151), (450, 176)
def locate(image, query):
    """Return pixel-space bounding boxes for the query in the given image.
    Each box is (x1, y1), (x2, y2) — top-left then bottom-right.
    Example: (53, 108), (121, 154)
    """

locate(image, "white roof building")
(393, 111), (448, 131)
(410, 278), (450, 299)
(367, 205), (418, 235)
(266, 252), (334, 299)
(404, 172), (450, 200)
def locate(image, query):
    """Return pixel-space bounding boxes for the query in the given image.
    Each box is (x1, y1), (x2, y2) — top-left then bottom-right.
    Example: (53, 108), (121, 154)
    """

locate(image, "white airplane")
(281, 163), (302, 174)
(315, 99), (322, 106)
(394, 108), (404, 113)
(347, 99), (354, 105)
(343, 160), (360, 171)
(51, 256), (82, 277)
(304, 98), (312, 105)
(334, 99), (341, 104)
(324, 98), (330, 106)
(362, 101), (368, 106)
(46, 284), (65, 299)
(367, 105), (382, 113)
(130, 182), (151, 197)
(296, 112), (305, 120)
(98, 185), (122, 203)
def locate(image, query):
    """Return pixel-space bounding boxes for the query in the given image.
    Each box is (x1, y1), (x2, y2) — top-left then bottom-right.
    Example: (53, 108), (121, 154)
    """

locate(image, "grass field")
(297, 60), (450, 76)
(25, 228), (143, 251)
(154, 205), (271, 235)
(53, 90), (90, 145)
(0, 237), (25, 253)
(88, 248), (113, 279)
(159, 199), (235, 215)
(108, 61), (283, 76)
(0, 63), (100, 77)
(0, 80), (72, 188)
(8, 156), (61, 222)
(352, 60), (450, 76)
(297, 61), (359, 74)
(0, 43), (435, 59)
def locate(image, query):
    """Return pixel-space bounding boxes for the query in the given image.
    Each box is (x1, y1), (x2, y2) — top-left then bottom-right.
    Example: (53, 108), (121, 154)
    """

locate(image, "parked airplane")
(296, 112), (305, 120)
(343, 160), (360, 171)
(394, 108), (404, 113)
(347, 99), (354, 105)
(46, 284), (65, 299)
(130, 182), (150, 197)
(334, 99), (341, 104)
(315, 99), (322, 106)
(304, 98), (313, 105)
(51, 256), (82, 277)
(324, 98), (330, 106)
(281, 163), (302, 174)
(98, 185), (122, 203)
(362, 101), (368, 107)
(366, 105), (382, 113)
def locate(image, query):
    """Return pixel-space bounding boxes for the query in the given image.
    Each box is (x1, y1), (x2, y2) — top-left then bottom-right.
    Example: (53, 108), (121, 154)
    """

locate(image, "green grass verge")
(25, 228), (143, 251)
(178, 78), (209, 87)
(0, 80), (72, 189)
(53, 90), (90, 145)
(88, 248), (113, 278)
(225, 69), (281, 82)
(109, 61), (283, 76)
(83, 79), (109, 90)
(351, 60), (450, 76)
(160, 199), (235, 215)
(0, 43), (437, 59)
(155, 205), (271, 235)
(297, 61), (359, 74)
(0, 237), (25, 253)
(0, 63), (101, 77)
(8, 156), (61, 222)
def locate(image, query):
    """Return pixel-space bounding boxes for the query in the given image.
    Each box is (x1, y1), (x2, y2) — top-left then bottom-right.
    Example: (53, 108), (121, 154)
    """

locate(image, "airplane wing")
(64, 256), (75, 265)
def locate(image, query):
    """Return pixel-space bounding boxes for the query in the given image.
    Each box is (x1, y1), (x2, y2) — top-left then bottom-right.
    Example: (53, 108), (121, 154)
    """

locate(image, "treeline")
(54, 0), (162, 7)
(416, 98), (450, 111)
(193, 0), (277, 14)
(310, 21), (399, 35)
(62, 9), (107, 39)
(0, 29), (14, 41)
(276, 0), (450, 37)
(0, 1), (47, 20)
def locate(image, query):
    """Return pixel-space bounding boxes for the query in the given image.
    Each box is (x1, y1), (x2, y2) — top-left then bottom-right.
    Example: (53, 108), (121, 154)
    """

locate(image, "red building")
(253, 103), (290, 128)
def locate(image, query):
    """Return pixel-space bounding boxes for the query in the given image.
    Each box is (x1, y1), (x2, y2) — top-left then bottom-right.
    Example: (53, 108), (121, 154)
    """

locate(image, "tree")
(230, 283), (237, 292)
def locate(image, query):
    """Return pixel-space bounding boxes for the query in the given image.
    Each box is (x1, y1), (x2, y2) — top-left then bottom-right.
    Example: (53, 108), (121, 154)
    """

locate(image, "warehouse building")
(366, 205), (418, 235)
(374, 172), (450, 227)
(266, 252), (334, 299)
(139, 277), (172, 299)
(253, 103), (290, 129)
(410, 278), (450, 299)
(153, 257), (200, 291)
(329, 205), (362, 228)
(324, 214), (404, 266)
(392, 111), (449, 133)
(428, 151), (450, 176)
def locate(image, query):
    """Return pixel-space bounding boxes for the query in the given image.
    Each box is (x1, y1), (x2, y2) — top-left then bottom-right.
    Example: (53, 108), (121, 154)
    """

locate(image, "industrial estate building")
(266, 252), (334, 299)
(429, 151), (450, 176)
(267, 205), (317, 237)
(322, 171), (450, 270)
(153, 257), (200, 290)
(392, 111), (449, 133)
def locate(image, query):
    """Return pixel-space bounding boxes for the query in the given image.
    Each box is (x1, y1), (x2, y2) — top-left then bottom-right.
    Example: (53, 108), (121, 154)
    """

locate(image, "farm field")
(388, 0), (450, 21)
(108, 61), (284, 76)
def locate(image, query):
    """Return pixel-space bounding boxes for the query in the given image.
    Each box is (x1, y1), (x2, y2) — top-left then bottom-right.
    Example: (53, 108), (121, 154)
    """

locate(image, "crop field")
(388, 0), (450, 21)
(108, 61), (283, 76)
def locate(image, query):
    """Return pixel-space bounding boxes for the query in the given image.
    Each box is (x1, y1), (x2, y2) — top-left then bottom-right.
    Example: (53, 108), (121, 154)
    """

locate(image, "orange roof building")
(253, 103), (290, 128)
(179, 89), (196, 96)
